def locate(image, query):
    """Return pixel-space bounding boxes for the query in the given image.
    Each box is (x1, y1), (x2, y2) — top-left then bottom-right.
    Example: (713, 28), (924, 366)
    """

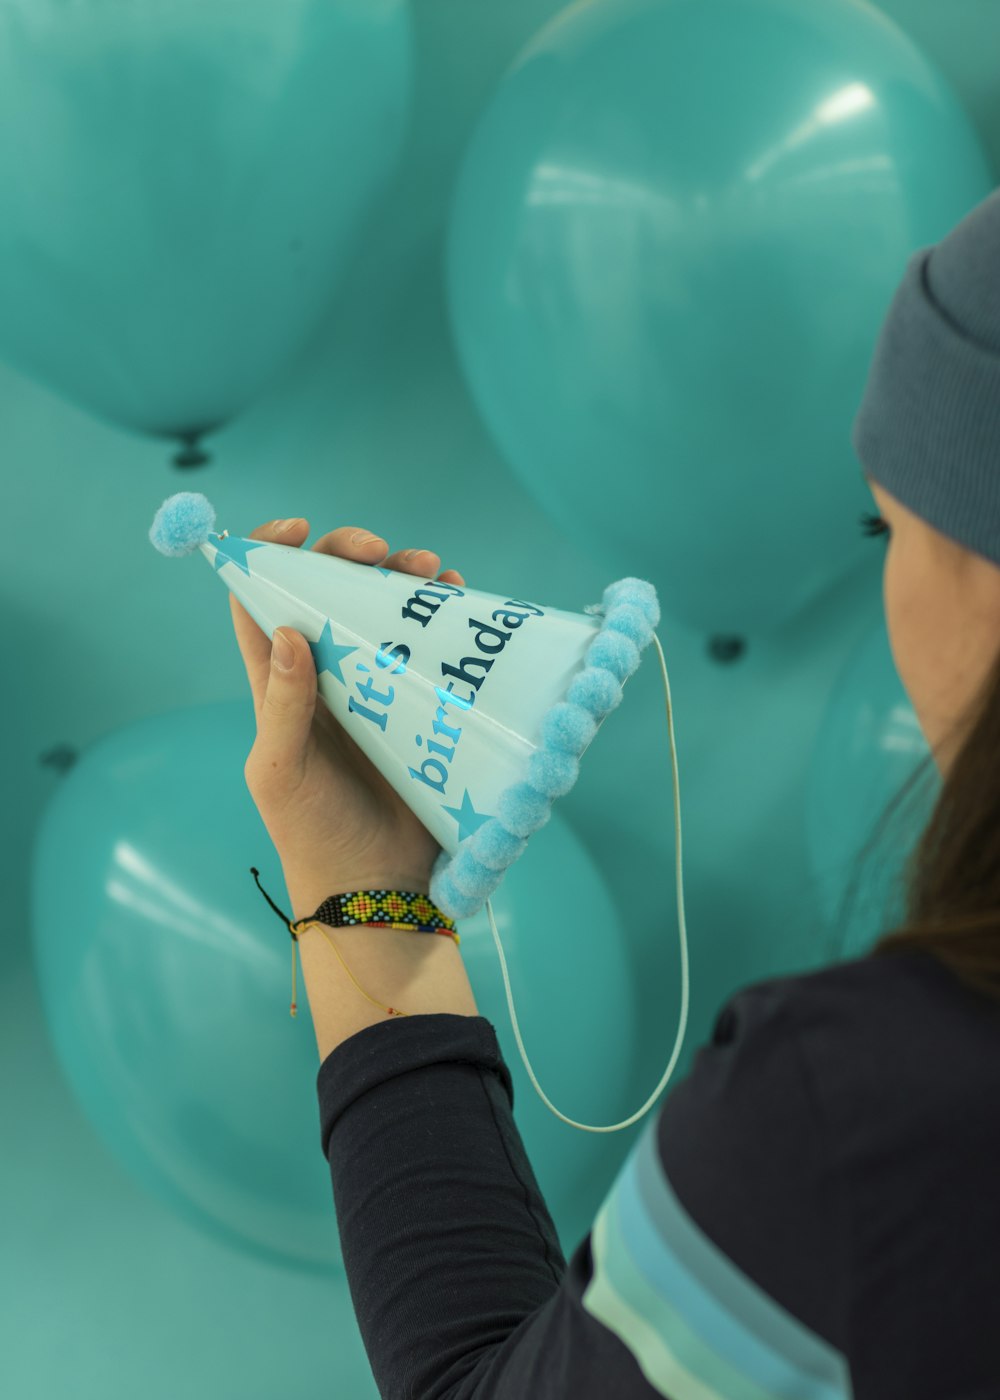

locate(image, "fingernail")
(351, 530), (382, 545)
(275, 518), (299, 533)
(272, 630), (294, 669)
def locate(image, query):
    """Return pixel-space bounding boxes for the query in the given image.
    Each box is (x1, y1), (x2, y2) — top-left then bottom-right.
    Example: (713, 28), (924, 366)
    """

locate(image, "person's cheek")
(882, 544), (911, 718)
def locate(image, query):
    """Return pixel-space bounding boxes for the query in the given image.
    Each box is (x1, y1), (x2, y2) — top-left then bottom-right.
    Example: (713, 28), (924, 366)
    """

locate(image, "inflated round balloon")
(874, 0), (1000, 176)
(0, 0), (413, 445)
(446, 0), (994, 636)
(30, 701), (635, 1272)
(804, 608), (937, 962)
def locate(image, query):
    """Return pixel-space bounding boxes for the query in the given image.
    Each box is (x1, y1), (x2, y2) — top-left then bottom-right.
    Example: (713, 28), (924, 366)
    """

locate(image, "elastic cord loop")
(469, 629), (693, 1134)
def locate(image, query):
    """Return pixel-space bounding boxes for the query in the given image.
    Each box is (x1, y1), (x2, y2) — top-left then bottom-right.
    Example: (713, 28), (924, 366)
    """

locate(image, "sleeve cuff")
(316, 1012), (514, 1159)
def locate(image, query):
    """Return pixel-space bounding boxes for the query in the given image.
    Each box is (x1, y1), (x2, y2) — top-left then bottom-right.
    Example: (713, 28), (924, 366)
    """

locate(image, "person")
(230, 187), (1000, 1400)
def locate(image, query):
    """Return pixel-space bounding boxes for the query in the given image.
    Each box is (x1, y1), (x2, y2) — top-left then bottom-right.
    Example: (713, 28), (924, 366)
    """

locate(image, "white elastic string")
(484, 630), (688, 1133)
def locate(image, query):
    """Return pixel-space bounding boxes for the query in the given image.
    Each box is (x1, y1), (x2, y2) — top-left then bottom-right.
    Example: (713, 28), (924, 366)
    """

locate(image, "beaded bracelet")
(305, 888), (458, 934)
(250, 868), (460, 1019)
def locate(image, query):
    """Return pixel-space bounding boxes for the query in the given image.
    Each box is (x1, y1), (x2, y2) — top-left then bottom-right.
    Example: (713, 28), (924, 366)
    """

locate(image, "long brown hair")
(840, 640), (1000, 1006)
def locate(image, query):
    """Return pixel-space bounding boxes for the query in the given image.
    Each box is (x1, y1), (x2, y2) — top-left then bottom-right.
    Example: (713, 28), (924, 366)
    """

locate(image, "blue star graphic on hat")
(209, 533), (268, 577)
(442, 789), (494, 843)
(309, 617), (361, 687)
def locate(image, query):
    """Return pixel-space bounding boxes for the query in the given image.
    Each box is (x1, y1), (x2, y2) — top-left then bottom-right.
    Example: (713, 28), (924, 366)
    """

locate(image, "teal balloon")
(804, 609), (938, 962)
(30, 701), (636, 1271)
(872, 0), (1000, 179)
(0, 0), (413, 442)
(445, 0), (994, 635)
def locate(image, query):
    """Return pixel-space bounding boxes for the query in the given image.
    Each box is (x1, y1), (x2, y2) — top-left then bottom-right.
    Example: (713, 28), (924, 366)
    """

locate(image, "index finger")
(228, 518), (466, 719)
(229, 517), (311, 719)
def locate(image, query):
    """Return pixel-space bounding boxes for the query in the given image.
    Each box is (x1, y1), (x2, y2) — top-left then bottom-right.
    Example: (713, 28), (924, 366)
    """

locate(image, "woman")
(231, 186), (1000, 1399)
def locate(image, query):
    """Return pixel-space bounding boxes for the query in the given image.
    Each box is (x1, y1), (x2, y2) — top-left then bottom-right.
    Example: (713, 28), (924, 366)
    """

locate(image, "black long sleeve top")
(316, 948), (1000, 1399)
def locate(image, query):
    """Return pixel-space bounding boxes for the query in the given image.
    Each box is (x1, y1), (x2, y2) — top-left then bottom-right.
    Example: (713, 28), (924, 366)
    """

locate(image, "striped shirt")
(317, 947), (1000, 1398)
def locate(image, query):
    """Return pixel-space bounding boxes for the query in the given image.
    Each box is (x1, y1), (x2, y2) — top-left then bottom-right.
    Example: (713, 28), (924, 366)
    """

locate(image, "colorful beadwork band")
(304, 888), (457, 934)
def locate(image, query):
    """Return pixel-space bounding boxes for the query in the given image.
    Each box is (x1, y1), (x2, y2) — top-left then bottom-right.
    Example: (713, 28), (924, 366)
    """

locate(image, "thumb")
(257, 628), (318, 778)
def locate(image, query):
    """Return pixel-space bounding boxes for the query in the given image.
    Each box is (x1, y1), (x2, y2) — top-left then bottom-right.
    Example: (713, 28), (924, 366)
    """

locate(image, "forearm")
(286, 874), (480, 1063)
(319, 1013), (568, 1398)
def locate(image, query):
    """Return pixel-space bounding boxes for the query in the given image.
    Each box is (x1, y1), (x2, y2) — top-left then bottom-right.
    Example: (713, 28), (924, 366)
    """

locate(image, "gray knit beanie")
(851, 185), (1000, 568)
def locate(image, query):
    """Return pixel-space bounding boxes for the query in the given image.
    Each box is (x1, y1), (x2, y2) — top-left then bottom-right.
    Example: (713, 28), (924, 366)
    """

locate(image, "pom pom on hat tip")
(149, 491), (217, 557)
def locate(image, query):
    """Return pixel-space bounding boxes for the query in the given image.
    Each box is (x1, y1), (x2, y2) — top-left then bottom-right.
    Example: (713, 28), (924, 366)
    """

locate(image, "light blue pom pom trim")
(429, 577), (660, 922)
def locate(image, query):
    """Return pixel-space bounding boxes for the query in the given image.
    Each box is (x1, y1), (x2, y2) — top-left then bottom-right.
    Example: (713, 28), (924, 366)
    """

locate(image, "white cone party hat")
(150, 492), (689, 1133)
(150, 489), (661, 919)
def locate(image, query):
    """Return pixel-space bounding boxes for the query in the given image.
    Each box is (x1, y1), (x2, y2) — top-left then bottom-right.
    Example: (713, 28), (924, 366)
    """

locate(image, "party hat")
(149, 492), (660, 924)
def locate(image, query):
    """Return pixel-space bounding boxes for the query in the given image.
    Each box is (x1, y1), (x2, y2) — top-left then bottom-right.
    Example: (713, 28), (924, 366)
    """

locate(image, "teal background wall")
(2, 2), (996, 1395)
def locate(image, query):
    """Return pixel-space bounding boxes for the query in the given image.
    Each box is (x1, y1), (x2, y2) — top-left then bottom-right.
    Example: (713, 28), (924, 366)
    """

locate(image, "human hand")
(231, 517), (466, 922)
